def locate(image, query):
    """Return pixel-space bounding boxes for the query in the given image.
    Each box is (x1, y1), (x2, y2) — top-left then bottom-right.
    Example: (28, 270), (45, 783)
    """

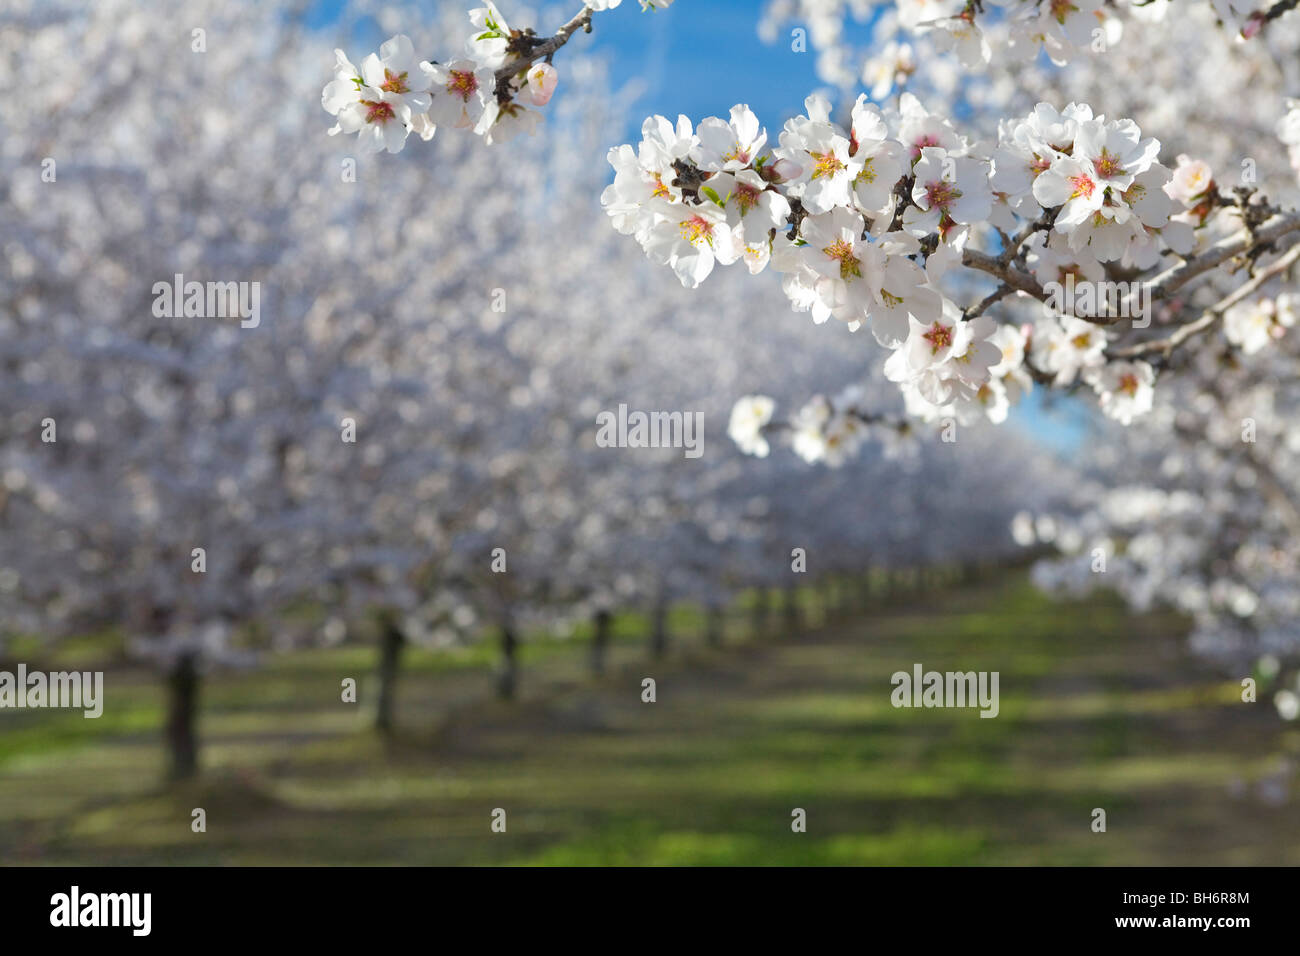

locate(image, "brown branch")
(960, 210), (1300, 329)
(1144, 209), (1300, 302)
(959, 248), (1046, 301)
(1110, 242), (1300, 359)
(493, 5), (595, 89)
(964, 283), (1016, 319)
(1256, 0), (1300, 26)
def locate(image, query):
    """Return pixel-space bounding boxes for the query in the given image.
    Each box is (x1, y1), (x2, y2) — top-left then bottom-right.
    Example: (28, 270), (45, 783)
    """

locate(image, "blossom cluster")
(728, 385), (921, 467)
(1223, 294), (1298, 355)
(331, 1), (1300, 467)
(605, 95), (1016, 429)
(760, 0), (1287, 100)
(322, 24), (511, 153)
(991, 102), (1185, 266)
(321, 2), (671, 154)
(604, 94), (1218, 450)
(760, 0), (1125, 91)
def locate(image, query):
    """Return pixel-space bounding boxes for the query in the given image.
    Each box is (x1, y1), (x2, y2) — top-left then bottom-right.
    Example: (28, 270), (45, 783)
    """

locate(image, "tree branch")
(1144, 209), (1300, 303)
(959, 210), (1300, 331)
(1110, 242), (1300, 359)
(1256, 0), (1300, 26)
(959, 248), (1046, 301)
(494, 5), (595, 88)
(965, 283), (1017, 319)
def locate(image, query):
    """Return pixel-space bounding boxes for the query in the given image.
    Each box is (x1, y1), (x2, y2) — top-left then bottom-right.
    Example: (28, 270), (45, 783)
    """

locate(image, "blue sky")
(575, 0), (827, 133)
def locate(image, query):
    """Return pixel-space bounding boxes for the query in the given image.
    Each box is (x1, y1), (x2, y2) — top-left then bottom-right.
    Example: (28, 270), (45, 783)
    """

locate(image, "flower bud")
(526, 62), (558, 107)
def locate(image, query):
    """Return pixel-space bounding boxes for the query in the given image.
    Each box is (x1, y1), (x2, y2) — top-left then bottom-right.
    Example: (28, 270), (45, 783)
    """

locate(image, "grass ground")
(1, 573), (1297, 865)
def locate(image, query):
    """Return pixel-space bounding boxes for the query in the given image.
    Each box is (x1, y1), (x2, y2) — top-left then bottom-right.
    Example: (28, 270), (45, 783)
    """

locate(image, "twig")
(959, 248), (1046, 301)
(965, 283), (1016, 319)
(1145, 209), (1300, 302)
(1110, 242), (1300, 359)
(960, 209), (1300, 328)
(494, 5), (595, 88)
(1256, 0), (1300, 26)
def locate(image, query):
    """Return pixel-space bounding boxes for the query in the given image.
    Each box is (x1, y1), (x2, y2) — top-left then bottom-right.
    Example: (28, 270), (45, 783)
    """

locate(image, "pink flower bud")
(526, 62), (558, 107)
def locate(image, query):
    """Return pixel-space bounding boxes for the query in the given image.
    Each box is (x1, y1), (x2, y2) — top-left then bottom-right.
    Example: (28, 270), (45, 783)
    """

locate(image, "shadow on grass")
(2, 573), (1296, 865)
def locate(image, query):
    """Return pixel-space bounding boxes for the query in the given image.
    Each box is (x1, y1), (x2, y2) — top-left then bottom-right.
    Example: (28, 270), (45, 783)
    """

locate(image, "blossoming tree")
(322, 0), (1300, 724)
(2, 0), (1071, 782)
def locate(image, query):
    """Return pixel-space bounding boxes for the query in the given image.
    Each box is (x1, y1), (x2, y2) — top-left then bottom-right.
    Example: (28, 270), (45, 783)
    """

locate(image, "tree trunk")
(650, 595), (669, 659)
(375, 619), (404, 735)
(783, 583), (801, 634)
(497, 622), (518, 700)
(165, 653), (199, 781)
(705, 603), (725, 647)
(819, 579), (835, 625)
(752, 587), (770, 638)
(590, 609), (612, 676)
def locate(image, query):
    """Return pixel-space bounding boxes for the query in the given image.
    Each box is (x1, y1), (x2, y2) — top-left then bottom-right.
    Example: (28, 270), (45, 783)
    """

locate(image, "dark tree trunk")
(705, 604), (725, 648)
(752, 587), (770, 638)
(375, 619), (404, 735)
(497, 622), (518, 700)
(859, 570), (874, 611)
(650, 595), (669, 659)
(165, 653), (199, 781)
(783, 583), (801, 633)
(590, 609), (612, 676)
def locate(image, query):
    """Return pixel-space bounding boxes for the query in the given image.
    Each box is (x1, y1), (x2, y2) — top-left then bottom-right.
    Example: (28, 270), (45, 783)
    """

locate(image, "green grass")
(2, 573), (1298, 865)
